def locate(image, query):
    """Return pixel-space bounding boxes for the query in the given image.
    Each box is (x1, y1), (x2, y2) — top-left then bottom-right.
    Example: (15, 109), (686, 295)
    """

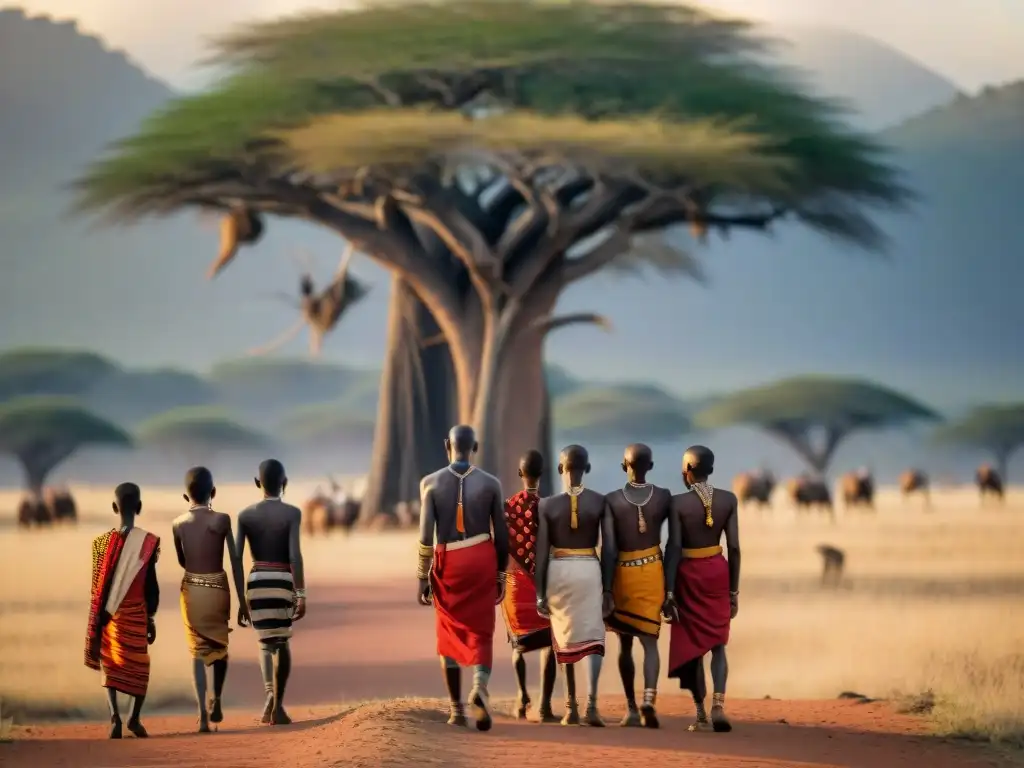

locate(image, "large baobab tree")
(73, 1), (910, 508)
(694, 376), (940, 476)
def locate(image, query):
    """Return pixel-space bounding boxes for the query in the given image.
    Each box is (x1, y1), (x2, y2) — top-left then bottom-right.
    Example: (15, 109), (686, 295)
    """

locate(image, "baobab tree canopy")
(933, 404), (1024, 478)
(73, 0), (910, 477)
(0, 396), (132, 491)
(694, 376), (939, 474)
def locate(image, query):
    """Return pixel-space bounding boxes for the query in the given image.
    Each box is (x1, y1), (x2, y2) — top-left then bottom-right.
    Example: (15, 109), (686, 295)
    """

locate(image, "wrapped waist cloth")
(180, 570), (231, 664)
(607, 545), (665, 638)
(431, 533), (498, 667)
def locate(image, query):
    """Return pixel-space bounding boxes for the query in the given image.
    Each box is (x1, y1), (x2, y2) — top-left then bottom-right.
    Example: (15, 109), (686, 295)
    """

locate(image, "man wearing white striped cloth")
(236, 459), (305, 726)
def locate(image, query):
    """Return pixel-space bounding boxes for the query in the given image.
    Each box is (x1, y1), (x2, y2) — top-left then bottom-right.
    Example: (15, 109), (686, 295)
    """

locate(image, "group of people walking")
(418, 425), (741, 732)
(82, 427), (741, 739)
(84, 460), (306, 738)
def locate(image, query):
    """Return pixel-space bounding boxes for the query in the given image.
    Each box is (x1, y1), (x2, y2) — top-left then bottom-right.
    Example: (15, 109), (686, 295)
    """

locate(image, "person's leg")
(126, 695), (149, 737)
(583, 653), (605, 726)
(538, 647), (558, 722)
(208, 657), (228, 725)
(512, 649), (530, 718)
(470, 663), (493, 731)
(441, 656), (466, 726)
(710, 644), (733, 732)
(271, 643), (293, 725)
(688, 657), (709, 731)
(259, 643), (275, 723)
(617, 635), (641, 726)
(638, 635), (661, 728)
(192, 659), (210, 733)
(105, 687), (122, 739)
(560, 662), (580, 725)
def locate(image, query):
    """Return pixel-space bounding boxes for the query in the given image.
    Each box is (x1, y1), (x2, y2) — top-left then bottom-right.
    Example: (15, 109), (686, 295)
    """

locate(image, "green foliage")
(553, 383), (691, 443)
(0, 348), (119, 403)
(277, 402), (377, 445)
(694, 376), (940, 431)
(135, 406), (271, 452)
(933, 404), (1024, 455)
(0, 396), (131, 455)
(73, 0), (909, 248)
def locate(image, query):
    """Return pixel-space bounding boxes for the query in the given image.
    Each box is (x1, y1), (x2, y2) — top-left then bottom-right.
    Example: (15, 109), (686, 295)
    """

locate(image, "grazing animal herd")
(11, 464), (1009, 530)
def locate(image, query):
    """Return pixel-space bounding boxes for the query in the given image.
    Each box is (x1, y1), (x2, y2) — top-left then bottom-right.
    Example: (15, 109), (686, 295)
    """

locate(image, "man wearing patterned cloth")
(500, 449), (559, 722)
(665, 445), (741, 733)
(417, 425), (508, 731)
(84, 482), (160, 739)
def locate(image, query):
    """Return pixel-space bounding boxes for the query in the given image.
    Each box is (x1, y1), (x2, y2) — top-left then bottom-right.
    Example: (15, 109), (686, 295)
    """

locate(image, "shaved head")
(113, 482), (142, 516)
(623, 443), (653, 470)
(519, 449), (544, 482)
(683, 445), (715, 481)
(558, 444), (590, 486)
(445, 424), (477, 462)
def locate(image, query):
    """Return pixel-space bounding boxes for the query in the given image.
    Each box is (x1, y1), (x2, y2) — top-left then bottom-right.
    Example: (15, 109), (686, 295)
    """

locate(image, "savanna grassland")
(1, 483), (1021, 751)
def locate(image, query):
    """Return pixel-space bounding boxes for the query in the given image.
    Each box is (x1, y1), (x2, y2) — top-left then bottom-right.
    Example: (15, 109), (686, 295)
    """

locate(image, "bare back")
(237, 499), (300, 564)
(673, 489), (739, 551)
(605, 486), (672, 553)
(173, 508), (232, 574)
(535, 488), (610, 598)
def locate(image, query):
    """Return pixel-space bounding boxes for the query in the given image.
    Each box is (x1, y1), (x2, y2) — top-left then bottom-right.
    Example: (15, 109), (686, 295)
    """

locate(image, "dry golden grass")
(0, 482), (1021, 748)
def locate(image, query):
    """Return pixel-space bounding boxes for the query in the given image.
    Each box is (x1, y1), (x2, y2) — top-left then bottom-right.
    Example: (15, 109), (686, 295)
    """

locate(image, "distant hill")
(768, 26), (959, 130)
(0, 11), (1018, 432)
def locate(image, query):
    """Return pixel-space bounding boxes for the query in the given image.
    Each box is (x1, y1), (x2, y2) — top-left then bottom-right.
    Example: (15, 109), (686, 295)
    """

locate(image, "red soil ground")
(3, 581), (1015, 768)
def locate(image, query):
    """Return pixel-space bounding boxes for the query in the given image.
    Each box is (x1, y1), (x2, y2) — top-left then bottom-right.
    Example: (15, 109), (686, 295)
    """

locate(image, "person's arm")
(664, 497), (681, 593)
(724, 498), (741, 595)
(491, 482), (509, 574)
(599, 498), (617, 594)
(417, 478), (436, 575)
(172, 523), (186, 569)
(534, 502), (551, 606)
(288, 507), (305, 592)
(234, 512), (247, 568)
(144, 545), (160, 616)
(224, 517), (247, 617)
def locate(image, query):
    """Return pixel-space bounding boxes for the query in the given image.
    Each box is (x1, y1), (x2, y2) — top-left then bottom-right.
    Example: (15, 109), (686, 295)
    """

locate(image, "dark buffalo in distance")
(733, 470), (775, 508)
(786, 476), (834, 519)
(976, 464), (1004, 503)
(46, 487), (78, 523)
(841, 470), (874, 509)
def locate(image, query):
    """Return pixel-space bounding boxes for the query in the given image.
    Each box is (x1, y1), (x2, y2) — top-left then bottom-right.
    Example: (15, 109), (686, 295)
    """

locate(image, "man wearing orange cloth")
(84, 482), (160, 739)
(418, 424), (508, 731)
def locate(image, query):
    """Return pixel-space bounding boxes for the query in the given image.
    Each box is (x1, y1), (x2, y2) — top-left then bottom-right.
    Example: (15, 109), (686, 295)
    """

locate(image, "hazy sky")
(11, 0), (1024, 91)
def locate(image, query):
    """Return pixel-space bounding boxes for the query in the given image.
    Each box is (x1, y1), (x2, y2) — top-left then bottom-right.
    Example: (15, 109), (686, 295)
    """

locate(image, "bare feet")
(209, 696), (223, 725)
(470, 688), (492, 732)
(640, 704), (660, 729)
(513, 693), (531, 720)
(687, 717), (711, 732)
(620, 706), (642, 727)
(447, 704), (468, 727)
(711, 705), (733, 732)
(270, 707), (292, 726)
(584, 699), (605, 727)
(108, 717), (122, 740)
(537, 703), (559, 724)
(561, 700), (580, 726)
(261, 694), (274, 725)
(126, 719), (149, 738)
(197, 715), (211, 734)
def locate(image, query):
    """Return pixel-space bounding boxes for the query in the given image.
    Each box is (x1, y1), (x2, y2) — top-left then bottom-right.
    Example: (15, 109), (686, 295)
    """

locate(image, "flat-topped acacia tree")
(73, 1), (910, 506)
(694, 376), (940, 476)
(934, 404), (1024, 481)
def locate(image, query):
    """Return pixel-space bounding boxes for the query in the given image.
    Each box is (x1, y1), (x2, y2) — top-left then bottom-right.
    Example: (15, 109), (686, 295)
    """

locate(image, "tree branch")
(531, 312), (613, 335)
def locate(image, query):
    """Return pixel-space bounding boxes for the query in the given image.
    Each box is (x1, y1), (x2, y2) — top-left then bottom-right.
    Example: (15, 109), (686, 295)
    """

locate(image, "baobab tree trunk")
(360, 277), (455, 522)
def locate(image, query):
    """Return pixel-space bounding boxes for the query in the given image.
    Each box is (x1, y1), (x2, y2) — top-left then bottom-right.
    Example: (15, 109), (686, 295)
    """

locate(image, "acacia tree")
(73, 1), (909, 499)
(694, 376), (939, 475)
(0, 397), (131, 492)
(934, 404), (1024, 481)
(136, 407), (272, 464)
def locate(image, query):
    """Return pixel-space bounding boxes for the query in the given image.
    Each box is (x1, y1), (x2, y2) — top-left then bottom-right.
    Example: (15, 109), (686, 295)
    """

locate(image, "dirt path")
(5, 697), (1012, 768)
(3, 580), (1016, 767)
